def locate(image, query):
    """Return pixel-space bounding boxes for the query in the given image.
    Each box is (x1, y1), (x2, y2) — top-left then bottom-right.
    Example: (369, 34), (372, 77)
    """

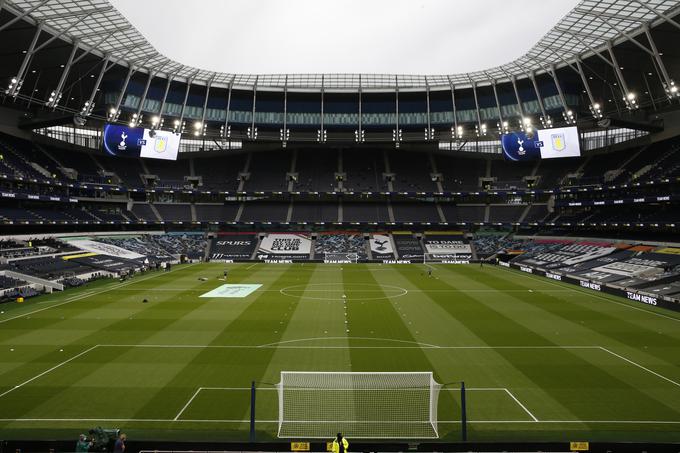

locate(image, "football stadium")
(1, 1), (680, 452)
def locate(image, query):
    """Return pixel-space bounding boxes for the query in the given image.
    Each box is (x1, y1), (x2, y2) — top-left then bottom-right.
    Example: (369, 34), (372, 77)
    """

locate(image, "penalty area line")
(503, 388), (539, 422)
(598, 346), (680, 389)
(0, 345), (100, 399)
(174, 388), (203, 421)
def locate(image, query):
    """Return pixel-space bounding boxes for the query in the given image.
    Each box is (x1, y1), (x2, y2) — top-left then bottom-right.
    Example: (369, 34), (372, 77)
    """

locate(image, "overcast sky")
(108, 0), (578, 75)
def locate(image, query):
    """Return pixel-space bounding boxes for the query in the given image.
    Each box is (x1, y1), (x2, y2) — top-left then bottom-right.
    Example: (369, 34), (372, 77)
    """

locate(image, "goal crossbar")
(276, 371), (442, 439)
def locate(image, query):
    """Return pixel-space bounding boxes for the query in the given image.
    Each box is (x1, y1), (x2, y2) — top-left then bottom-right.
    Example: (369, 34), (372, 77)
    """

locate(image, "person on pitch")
(332, 433), (349, 453)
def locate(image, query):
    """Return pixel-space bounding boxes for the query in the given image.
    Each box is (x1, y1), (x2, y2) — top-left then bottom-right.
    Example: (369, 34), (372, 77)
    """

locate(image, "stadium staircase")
(627, 146), (678, 182)
(470, 240), (479, 261)
(309, 236), (317, 260)
(249, 235), (262, 260)
(383, 150), (395, 192)
(632, 163), (654, 181)
(648, 146), (680, 178)
(387, 200), (395, 222)
(428, 153), (444, 192)
(89, 153), (107, 172)
(435, 202), (446, 223)
(149, 203), (163, 221)
(190, 204), (197, 222)
(121, 210), (135, 222)
(237, 153), (252, 192)
(33, 143), (64, 176)
(0, 140), (51, 178)
(364, 236), (372, 259)
(390, 235), (400, 260)
(610, 144), (650, 183)
(286, 199), (294, 223)
(88, 210), (104, 222)
(204, 239), (213, 261)
(517, 204), (532, 223)
(139, 158), (151, 178)
(234, 202), (244, 222)
(336, 151), (344, 192)
(287, 149), (298, 192)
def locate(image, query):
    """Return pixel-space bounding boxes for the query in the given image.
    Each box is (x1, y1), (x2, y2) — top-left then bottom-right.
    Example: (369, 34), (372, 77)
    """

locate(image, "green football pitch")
(2, 262), (680, 443)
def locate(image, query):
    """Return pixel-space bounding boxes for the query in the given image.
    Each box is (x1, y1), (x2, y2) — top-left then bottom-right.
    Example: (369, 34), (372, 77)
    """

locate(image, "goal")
(323, 252), (359, 264)
(276, 371), (442, 439)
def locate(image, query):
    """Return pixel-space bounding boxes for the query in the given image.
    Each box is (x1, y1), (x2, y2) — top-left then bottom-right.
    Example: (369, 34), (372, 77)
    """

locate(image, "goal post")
(323, 252), (359, 264)
(276, 371), (442, 439)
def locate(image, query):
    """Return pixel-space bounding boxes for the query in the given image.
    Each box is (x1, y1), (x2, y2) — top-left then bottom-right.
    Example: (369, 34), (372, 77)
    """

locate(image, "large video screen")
(102, 124), (180, 161)
(502, 126), (581, 161)
(140, 129), (180, 161)
(537, 126), (581, 159)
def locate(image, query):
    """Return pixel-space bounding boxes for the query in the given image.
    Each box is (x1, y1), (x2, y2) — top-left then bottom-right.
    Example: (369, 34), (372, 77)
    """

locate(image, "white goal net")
(323, 253), (358, 264)
(276, 371), (442, 439)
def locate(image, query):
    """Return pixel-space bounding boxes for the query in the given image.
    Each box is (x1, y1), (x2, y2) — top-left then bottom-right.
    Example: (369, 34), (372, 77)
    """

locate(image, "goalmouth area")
(1, 262), (680, 445)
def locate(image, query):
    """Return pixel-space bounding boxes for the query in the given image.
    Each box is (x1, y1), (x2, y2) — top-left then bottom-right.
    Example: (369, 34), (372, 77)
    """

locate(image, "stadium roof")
(3, 0), (680, 89)
(107, 0), (579, 76)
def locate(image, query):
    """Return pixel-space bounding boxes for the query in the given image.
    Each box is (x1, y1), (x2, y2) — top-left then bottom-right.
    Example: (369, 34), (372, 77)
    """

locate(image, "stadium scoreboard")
(102, 123), (180, 160)
(502, 126), (581, 161)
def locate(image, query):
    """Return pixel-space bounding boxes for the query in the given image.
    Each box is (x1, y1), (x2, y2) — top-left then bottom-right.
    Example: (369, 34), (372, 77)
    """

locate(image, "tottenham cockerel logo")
(374, 239), (388, 251)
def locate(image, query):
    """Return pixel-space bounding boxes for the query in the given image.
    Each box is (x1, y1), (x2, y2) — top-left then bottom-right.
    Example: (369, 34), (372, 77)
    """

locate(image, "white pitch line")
(495, 265), (680, 324)
(1, 418), (680, 425)
(174, 388), (203, 421)
(200, 387), (277, 391)
(504, 388), (539, 422)
(258, 336), (441, 348)
(0, 344), (99, 399)
(0, 265), (191, 325)
(599, 346), (680, 389)
(0, 418), (277, 423)
(245, 262), (258, 270)
(192, 387), (504, 391)
(111, 288), (573, 292)
(38, 291), (96, 304)
(96, 343), (602, 350)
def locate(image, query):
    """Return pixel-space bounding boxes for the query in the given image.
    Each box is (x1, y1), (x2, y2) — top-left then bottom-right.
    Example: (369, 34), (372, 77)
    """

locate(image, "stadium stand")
(343, 149), (387, 192)
(392, 203), (441, 223)
(195, 203), (240, 222)
(291, 202), (339, 223)
(192, 154), (247, 190)
(342, 202), (389, 223)
(389, 152), (438, 192)
(154, 203), (193, 222)
(240, 201), (290, 222)
(243, 151), (291, 191)
(294, 149), (339, 192)
(131, 203), (159, 221)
